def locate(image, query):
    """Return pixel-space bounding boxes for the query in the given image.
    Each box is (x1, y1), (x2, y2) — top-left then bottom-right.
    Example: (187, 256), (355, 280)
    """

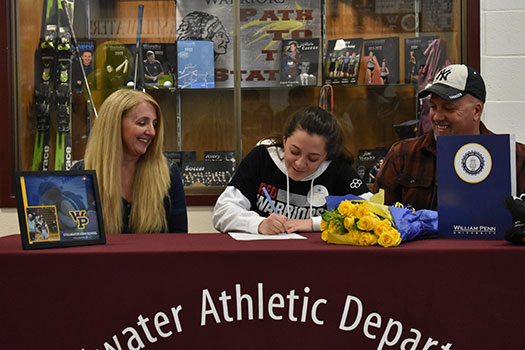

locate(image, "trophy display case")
(1, 0), (479, 206)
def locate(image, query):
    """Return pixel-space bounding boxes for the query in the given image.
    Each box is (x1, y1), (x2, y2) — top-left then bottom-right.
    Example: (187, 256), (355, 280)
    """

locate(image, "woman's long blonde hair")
(84, 89), (170, 233)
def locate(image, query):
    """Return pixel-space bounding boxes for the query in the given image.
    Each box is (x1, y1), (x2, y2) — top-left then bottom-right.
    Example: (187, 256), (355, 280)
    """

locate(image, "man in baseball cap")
(419, 64), (487, 140)
(372, 64), (525, 210)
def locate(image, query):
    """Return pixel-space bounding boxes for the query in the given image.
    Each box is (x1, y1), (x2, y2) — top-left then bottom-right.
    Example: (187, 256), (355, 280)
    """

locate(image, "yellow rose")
(348, 203), (358, 216)
(347, 229), (361, 244)
(373, 219), (392, 236)
(355, 204), (370, 218)
(359, 232), (378, 246)
(320, 219), (328, 231)
(329, 220), (344, 234)
(378, 229), (402, 247)
(321, 230), (329, 241)
(357, 215), (378, 231)
(338, 200), (355, 216)
(343, 216), (355, 231)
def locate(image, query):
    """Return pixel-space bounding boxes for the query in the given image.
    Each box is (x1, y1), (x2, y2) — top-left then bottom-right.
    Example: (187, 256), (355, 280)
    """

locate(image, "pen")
(262, 186), (288, 233)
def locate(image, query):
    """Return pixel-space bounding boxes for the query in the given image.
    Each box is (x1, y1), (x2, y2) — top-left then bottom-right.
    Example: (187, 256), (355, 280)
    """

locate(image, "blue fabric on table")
(389, 206), (438, 241)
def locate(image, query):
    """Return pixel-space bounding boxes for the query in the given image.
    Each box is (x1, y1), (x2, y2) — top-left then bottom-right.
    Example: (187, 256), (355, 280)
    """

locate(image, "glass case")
(7, 0), (477, 204)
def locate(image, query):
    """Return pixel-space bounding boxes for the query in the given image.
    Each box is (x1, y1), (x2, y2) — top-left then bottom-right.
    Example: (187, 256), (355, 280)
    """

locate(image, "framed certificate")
(15, 170), (106, 250)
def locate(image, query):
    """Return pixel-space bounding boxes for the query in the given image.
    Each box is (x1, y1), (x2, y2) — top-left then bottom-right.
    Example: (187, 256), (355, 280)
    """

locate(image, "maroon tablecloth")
(1, 233), (524, 349)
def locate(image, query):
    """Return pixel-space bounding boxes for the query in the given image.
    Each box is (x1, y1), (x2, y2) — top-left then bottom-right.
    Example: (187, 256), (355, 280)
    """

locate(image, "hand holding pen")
(257, 187), (289, 235)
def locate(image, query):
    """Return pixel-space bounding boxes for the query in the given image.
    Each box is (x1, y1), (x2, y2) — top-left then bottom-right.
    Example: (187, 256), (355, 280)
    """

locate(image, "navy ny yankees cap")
(418, 64), (486, 103)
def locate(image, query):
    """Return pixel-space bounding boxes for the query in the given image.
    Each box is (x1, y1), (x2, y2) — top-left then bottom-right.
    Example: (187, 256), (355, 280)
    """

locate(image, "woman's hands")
(286, 218), (313, 233)
(258, 213), (287, 235)
(258, 214), (313, 235)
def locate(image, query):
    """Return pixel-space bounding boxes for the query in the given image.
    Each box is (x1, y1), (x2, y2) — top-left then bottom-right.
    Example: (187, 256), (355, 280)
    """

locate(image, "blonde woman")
(73, 89), (188, 233)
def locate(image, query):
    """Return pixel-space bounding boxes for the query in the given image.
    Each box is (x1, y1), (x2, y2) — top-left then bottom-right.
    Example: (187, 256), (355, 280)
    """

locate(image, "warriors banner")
(176, 0), (322, 88)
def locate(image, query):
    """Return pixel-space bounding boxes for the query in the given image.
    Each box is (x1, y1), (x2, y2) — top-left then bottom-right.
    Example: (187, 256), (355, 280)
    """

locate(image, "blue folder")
(437, 134), (516, 239)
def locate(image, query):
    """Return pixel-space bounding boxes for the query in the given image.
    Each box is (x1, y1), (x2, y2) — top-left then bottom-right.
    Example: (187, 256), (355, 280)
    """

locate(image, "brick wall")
(481, 0), (525, 143)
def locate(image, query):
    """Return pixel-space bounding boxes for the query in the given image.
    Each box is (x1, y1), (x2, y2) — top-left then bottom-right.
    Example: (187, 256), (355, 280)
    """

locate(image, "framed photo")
(15, 170), (106, 250)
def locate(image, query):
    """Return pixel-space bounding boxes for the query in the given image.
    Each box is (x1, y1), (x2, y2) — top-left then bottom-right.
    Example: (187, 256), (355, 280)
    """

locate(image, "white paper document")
(228, 232), (307, 241)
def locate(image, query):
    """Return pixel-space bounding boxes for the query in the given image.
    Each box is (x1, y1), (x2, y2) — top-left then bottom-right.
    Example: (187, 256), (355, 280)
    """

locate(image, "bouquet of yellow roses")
(321, 193), (438, 247)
